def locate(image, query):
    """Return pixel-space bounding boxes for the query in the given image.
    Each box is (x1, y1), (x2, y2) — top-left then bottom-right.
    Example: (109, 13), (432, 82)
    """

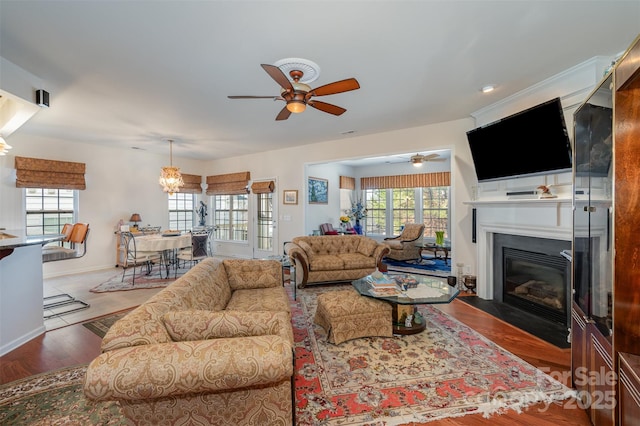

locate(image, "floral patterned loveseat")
(83, 257), (294, 426)
(285, 235), (389, 288)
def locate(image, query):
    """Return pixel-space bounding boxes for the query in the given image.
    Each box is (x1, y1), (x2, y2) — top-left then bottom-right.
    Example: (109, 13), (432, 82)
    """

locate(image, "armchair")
(383, 223), (425, 262)
(319, 223), (339, 235)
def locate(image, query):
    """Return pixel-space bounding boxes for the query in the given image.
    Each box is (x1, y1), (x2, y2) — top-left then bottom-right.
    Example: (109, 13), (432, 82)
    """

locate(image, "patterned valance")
(180, 173), (203, 194)
(251, 181), (275, 194)
(15, 156), (86, 190)
(339, 176), (356, 190)
(206, 171), (250, 195)
(361, 172), (450, 189)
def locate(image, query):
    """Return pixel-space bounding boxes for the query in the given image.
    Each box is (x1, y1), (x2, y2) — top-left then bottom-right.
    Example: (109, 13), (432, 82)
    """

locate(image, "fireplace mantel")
(468, 198), (573, 299)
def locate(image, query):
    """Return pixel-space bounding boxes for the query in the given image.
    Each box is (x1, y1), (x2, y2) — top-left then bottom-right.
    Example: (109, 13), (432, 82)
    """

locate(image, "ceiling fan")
(228, 62), (360, 121)
(410, 153), (445, 167)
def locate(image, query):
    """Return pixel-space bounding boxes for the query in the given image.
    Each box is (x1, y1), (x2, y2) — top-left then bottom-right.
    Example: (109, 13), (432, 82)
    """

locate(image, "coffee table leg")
(391, 303), (426, 335)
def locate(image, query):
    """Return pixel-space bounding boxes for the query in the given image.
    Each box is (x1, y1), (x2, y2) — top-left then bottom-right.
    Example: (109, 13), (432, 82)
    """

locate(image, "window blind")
(206, 171), (251, 195)
(251, 180), (275, 194)
(361, 172), (450, 189)
(180, 173), (203, 194)
(15, 156), (86, 190)
(339, 175), (356, 190)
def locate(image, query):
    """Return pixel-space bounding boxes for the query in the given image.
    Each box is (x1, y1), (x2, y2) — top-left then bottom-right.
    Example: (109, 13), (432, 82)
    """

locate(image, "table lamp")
(129, 213), (142, 230)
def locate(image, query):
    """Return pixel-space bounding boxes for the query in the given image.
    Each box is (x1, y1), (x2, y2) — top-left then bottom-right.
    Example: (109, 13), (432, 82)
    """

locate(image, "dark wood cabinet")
(572, 34), (640, 425)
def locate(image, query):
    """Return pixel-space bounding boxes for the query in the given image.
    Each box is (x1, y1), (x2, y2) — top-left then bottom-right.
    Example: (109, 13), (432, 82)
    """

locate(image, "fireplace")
(493, 234), (571, 326)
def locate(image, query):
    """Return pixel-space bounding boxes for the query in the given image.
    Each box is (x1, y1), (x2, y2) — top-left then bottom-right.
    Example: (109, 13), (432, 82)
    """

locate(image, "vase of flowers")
(344, 197), (367, 235)
(339, 216), (350, 231)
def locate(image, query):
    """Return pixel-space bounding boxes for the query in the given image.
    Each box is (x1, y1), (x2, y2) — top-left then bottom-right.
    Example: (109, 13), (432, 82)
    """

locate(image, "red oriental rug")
(292, 284), (573, 425)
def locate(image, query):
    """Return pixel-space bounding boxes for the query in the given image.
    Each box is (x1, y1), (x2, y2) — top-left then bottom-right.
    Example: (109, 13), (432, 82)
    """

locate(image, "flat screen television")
(466, 97), (572, 182)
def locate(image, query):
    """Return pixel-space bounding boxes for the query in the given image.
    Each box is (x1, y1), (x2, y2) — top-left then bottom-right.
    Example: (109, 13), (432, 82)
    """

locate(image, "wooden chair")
(42, 223), (90, 262)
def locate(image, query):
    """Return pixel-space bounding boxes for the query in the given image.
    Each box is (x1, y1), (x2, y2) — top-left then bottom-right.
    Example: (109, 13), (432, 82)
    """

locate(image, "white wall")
(0, 136), (205, 278)
(205, 118), (478, 273)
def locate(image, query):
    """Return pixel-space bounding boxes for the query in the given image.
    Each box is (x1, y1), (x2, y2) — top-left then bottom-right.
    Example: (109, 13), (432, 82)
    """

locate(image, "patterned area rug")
(89, 267), (190, 293)
(383, 256), (451, 277)
(82, 309), (133, 338)
(294, 284), (573, 425)
(0, 365), (124, 425)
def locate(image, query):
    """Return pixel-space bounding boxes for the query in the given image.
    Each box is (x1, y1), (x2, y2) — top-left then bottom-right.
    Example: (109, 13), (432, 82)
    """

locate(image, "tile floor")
(43, 267), (165, 331)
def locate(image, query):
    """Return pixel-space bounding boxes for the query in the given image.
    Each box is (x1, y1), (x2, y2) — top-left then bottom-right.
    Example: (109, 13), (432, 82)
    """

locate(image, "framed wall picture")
(283, 190), (298, 205)
(308, 177), (328, 204)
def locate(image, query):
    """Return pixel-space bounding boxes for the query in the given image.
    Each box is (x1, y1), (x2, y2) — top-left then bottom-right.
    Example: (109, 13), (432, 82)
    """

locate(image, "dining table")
(134, 233), (192, 278)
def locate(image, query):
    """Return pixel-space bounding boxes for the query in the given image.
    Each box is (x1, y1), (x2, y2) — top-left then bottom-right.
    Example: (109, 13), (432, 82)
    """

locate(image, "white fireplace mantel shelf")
(464, 198), (572, 207)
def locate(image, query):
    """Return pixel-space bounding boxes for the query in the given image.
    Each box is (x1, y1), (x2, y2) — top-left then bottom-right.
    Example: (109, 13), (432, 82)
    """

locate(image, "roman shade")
(180, 173), (203, 194)
(339, 176), (356, 190)
(251, 181), (275, 194)
(361, 172), (450, 189)
(15, 156), (86, 190)
(206, 171), (250, 195)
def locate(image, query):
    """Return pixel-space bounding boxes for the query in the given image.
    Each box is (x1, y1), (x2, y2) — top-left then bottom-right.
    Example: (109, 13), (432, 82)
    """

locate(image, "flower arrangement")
(344, 197), (368, 221)
(339, 216), (350, 223)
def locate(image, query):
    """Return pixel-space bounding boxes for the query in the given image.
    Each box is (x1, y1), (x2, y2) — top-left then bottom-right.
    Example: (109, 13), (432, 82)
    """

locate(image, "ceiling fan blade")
(308, 100), (347, 116)
(275, 106), (292, 121)
(228, 95), (282, 100)
(310, 78), (360, 97)
(421, 153), (440, 161)
(261, 64), (293, 91)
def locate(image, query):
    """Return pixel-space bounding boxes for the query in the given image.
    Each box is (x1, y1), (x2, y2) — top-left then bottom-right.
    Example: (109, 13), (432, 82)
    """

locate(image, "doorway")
(253, 182), (278, 258)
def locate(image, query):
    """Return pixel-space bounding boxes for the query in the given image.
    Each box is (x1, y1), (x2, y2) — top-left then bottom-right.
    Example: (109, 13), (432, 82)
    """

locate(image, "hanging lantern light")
(159, 139), (184, 195)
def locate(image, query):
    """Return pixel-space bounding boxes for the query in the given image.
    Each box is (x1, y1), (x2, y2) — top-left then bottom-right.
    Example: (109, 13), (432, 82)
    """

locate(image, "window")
(363, 189), (386, 235)
(213, 194), (248, 242)
(391, 188), (416, 234)
(168, 193), (194, 232)
(256, 192), (273, 250)
(422, 186), (449, 238)
(25, 188), (76, 237)
(362, 186), (449, 238)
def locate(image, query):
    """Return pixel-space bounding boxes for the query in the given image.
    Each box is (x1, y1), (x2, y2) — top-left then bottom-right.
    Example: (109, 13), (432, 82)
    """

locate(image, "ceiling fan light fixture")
(286, 101), (306, 113)
(412, 160), (423, 167)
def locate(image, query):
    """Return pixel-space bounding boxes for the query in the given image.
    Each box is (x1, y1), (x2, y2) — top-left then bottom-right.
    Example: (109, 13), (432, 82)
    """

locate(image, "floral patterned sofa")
(285, 235), (389, 288)
(83, 257), (294, 426)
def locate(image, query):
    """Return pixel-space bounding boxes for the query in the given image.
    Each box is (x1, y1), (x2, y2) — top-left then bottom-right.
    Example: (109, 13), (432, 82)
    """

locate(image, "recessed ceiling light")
(481, 85), (495, 93)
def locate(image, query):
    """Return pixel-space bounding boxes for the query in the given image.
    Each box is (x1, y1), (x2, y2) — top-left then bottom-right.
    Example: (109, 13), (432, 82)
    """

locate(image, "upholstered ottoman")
(314, 287), (392, 344)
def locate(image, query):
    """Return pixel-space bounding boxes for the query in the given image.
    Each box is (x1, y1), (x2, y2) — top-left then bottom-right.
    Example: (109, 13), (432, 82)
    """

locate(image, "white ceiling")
(1, 1), (638, 161)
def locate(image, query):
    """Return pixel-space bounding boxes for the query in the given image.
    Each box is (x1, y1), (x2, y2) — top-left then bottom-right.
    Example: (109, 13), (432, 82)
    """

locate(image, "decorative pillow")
(357, 237), (378, 257)
(162, 310), (292, 343)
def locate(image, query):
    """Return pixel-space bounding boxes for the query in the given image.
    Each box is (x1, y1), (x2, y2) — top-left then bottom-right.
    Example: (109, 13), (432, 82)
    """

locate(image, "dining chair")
(120, 231), (162, 285)
(176, 232), (209, 275)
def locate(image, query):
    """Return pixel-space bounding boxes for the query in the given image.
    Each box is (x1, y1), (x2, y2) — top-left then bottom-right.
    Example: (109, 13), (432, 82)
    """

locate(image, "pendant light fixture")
(159, 139), (184, 195)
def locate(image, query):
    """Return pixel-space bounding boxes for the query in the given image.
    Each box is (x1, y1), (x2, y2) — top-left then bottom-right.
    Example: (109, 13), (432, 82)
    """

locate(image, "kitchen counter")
(0, 229), (64, 355)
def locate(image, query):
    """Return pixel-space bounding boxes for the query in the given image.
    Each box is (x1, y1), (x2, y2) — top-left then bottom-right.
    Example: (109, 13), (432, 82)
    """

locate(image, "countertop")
(0, 229), (64, 250)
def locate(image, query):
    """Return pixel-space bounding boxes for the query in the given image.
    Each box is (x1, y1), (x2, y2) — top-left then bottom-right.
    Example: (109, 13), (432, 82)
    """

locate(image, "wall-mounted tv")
(466, 97), (572, 182)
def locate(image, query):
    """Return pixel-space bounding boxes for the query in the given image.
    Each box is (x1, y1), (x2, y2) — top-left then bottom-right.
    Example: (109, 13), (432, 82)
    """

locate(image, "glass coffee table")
(352, 273), (459, 335)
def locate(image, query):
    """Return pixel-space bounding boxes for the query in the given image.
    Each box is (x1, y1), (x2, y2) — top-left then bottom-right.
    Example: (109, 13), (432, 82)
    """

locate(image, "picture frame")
(283, 190), (298, 205)
(308, 177), (328, 204)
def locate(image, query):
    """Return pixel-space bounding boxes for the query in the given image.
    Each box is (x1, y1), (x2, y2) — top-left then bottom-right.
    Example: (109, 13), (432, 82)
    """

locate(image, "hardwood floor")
(0, 277), (591, 425)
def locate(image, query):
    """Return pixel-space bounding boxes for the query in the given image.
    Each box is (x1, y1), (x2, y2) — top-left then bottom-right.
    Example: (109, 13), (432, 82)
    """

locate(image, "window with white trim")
(213, 194), (248, 242)
(168, 193), (195, 232)
(25, 188), (76, 237)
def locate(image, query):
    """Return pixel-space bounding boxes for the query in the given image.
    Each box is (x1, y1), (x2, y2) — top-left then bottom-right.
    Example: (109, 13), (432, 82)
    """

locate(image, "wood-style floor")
(0, 277), (590, 425)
